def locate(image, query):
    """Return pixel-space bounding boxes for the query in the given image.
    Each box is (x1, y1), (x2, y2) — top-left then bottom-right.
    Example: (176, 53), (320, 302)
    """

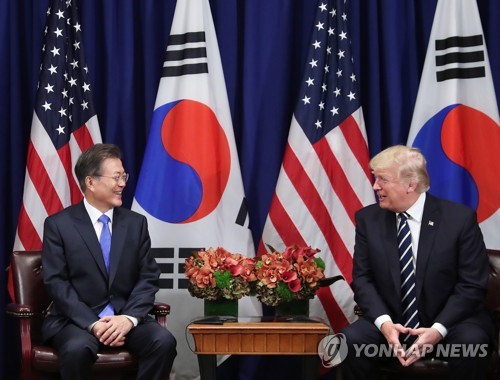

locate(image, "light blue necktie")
(98, 214), (114, 317)
(398, 212), (419, 344)
(98, 214), (111, 271)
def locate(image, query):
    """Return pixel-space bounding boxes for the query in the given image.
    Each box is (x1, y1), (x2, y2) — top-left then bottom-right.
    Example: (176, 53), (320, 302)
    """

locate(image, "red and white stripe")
(14, 114), (101, 252)
(259, 107), (374, 332)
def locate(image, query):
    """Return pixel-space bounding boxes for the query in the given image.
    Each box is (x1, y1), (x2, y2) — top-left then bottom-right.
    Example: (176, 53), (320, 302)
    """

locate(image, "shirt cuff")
(374, 314), (392, 330)
(88, 321), (98, 332)
(125, 315), (138, 327)
(431, 322), (447, 338)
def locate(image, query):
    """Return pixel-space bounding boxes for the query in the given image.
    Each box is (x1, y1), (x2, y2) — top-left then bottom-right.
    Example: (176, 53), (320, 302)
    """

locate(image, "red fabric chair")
(6, 250), (171, 380)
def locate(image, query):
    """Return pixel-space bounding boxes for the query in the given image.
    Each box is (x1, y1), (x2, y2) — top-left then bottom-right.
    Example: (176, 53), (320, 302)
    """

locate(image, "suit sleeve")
(42, 216), (100, 329)
(433, 209), (489, 328)
(119, 216), (160, 320)
(351, 210), (393, 322)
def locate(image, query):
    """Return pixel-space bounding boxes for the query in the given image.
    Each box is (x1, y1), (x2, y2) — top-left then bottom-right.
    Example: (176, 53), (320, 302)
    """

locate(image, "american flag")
(259, 0), (375, 332)
(10, 0), (101, 299)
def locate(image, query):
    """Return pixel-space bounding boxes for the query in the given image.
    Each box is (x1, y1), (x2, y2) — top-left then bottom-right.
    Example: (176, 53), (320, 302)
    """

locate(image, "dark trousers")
(340, 315), (493, 380)
(51, 318), (177, 380)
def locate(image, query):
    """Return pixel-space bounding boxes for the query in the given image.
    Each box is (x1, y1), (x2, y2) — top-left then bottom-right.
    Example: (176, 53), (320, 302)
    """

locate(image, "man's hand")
(91, 315), (134, 347)
(401, 327), (443, 366)
(380, 321), (410, 365)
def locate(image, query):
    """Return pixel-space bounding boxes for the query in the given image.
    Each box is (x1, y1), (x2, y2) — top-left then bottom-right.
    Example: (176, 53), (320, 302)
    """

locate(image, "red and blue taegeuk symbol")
(135, 99), (231, 223)
(413, 104), (500, 223)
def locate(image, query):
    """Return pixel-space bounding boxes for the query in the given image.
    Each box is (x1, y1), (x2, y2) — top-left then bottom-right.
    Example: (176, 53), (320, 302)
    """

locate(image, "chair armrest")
(150, 302), (170, 329)
(354, 304), (364, 317)
(8, 302), (170, 319)
(5, 303), (38, 319)
(151, 302), (170, 316)
(6, 303), (37, 373)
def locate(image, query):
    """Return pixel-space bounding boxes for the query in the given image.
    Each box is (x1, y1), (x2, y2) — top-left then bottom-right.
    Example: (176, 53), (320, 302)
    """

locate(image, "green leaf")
(276, 281), (295, 302)
(314, 257), (325, 270)
(214, 270), (231, 289)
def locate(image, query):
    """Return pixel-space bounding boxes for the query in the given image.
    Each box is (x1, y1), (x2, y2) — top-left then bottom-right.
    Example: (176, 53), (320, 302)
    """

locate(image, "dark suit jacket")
(41, 201), (160, 342)
(352, 193), (490, 330)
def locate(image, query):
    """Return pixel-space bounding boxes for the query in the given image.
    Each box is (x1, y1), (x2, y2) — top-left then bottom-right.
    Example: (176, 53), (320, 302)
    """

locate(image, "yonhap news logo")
(318, 333), (348, 368)
(317, 333), (489, 367)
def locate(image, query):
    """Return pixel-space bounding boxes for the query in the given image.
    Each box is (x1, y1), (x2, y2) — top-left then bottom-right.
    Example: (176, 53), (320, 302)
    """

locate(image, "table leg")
(197, 354), (217, 380)
(302, 355), (320, 380)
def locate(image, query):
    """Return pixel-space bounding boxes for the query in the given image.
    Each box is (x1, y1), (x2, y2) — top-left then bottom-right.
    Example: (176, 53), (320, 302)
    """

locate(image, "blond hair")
(370, 145), (430, 193)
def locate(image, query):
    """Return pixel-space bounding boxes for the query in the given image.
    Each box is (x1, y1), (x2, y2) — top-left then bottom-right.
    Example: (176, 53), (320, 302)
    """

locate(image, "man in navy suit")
(42, 144), (176, 380)
(340, 145), (494, 380)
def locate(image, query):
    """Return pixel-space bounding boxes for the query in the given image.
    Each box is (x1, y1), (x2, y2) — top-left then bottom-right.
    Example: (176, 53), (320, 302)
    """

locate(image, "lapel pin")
(428, 220), (434, 226)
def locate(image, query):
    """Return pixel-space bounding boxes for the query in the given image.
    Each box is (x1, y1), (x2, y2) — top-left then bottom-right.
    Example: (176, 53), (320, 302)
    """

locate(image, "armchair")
(5, 250), (171, 380)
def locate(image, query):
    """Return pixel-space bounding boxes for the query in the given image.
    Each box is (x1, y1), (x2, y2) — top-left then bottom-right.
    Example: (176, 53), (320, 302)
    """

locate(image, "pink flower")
(282, 271), (297, 283)
(184, 246), (256, 301)
(288, 278), (301, 292)
(229, 264), (244, 276)
(225, 256), (239, 266)
(255, 244), (325, 306)
(282, 246), (295, 260)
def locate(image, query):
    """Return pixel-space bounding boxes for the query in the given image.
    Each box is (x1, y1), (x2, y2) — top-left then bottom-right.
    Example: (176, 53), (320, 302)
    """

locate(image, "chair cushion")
(32, 345), (138, 372)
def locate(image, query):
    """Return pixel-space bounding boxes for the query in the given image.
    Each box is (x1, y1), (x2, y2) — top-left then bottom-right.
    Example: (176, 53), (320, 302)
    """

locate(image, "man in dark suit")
(340, 145), (494, 380)
(42, 143), (176, 380)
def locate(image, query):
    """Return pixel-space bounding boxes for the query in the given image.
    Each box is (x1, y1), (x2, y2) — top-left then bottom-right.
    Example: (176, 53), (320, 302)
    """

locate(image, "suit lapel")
(382, 210), (401, 298)
(415, 195), (440, 299)
(109, 207), (126, 286)
(71, 202), (108, 278)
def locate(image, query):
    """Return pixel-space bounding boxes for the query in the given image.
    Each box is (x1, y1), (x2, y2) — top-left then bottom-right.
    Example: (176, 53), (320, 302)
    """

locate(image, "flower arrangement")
(254, 244), (326, 306)
(184, 247), (256, 301)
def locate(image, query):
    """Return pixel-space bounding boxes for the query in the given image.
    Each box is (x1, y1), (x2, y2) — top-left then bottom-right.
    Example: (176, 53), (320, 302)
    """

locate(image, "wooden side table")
(188, 317), (330, 380)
